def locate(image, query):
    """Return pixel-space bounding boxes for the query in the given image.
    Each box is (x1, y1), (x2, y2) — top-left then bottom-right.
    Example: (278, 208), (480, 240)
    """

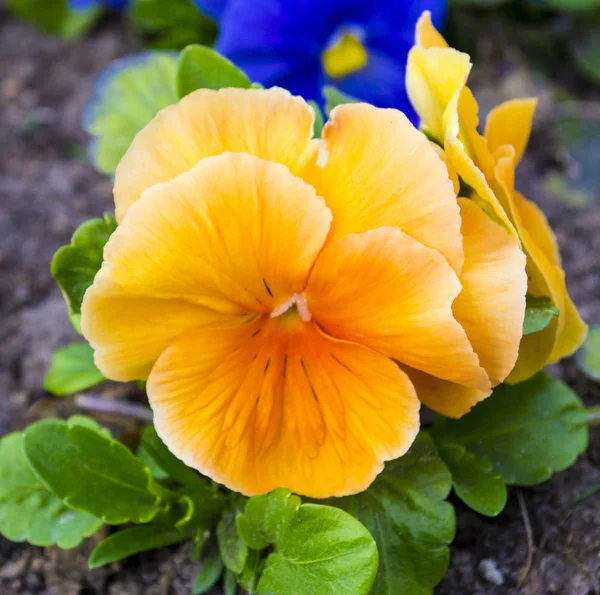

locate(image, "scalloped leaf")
(176, 44), (251, 99)
(23, 418), (164, 524)
(0, 431), (102, 548)
(44, 342), (105, 396)
(83, 52), (179, 175)
(432, 372), (588, 485)
(331, 433), (454, 595)
(435, 442), (507, 517)
(51, 213), (117, 333)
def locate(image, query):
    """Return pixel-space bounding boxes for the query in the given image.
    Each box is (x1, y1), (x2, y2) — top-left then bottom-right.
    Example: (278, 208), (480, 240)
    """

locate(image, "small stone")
(478, 558), (504, 586)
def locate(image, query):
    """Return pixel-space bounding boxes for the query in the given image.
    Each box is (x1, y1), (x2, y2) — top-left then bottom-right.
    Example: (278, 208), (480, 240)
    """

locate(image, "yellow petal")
(148, 318), (420, 497)
(81, 277), (245, 381)
(491, 152), (586, 381)
(305, 227), (491, 391)
(406, 45), (472, 142)
(453, 199), (527, 385)
(102, 153), (332, 316)
(549, 279), (588, 362)
(511, 192), (588, 362)
(430, 142), (460, 195)
(304, 103), (464, 273)
(114, 88), (318, 221)
(443, 93), (518, 237)
(415, 10), (448, 49)
(485, 98), (537, 166)
(400, 365), (489, 418)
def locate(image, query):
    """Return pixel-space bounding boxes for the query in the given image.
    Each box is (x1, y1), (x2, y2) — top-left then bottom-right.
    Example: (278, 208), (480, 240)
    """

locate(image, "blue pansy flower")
(192, 0), (446, 121)
(69, 0), (128, 11)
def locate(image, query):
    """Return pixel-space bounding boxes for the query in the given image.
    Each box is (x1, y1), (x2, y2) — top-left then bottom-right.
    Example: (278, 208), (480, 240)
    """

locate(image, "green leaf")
(217, 511), (248, 574)
(51, 213), (117, 333)
(83, 52), (179, 175)
(0, 431), (102, 548)
(7, 0), (100, 39)
(23, 419), (164, 524)
(523, 294), (559, 336)
(139, 425), (205, 490)
(332, 433), (453, 595)
(129, 0), (217, 50)
(322, 86), (359, 116)
(577, 324), (600, 380)
(224, 569), (238, 595)
(177, 492), (226, 534)
(194, 551), (224, 595)
(236, 488), (301, 550)
(239, 549), (263, 595)
(44, 342), (105, 396)
(432, 372), (588, 485)
(139, 426), (226, 529)
(308, 100), (324, 138)
(89, 523), (187, 568)
(435, 442), (507, 517)
(237, 489), (377, 595)
(176, 44), (252, 99)
(256, 503), (378, 595)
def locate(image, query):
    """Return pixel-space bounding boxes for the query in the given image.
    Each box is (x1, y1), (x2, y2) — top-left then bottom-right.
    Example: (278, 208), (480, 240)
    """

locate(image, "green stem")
(586, 406), (600, 427)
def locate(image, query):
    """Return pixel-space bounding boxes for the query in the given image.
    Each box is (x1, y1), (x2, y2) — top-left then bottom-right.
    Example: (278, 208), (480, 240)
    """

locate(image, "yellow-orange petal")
(453, 199), (527, 385)
(114, 87), (318, 222)
(400, 365), (489, 418)
(485, 98), (537, 166)
(148, 318), (420, 498)
(101, 152), (332, 316)
(406, 45), (471, 143)
(81, 277), (247, 381)
(415, 10), (448, 49)
(304, 103), (464, 273)
(305, 227), (491, 391)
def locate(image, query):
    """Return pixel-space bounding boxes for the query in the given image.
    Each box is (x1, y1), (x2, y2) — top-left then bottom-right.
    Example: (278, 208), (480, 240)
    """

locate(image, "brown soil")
(0, 3), (599, 594)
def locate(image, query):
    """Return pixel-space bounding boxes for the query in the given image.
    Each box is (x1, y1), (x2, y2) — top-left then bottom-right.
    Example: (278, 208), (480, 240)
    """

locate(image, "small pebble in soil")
(478, 558), (505, 586)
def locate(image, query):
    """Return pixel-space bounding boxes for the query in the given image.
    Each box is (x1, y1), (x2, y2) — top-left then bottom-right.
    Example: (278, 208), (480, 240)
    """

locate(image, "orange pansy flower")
(81, 87), (527, 497)
(406, 12), (588, 383)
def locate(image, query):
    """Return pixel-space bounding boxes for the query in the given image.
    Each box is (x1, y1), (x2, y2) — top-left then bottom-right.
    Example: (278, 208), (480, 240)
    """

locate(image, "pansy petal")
(491, 151), (571, 382)
(415, 10), (448, 48)
(453, 199), (527, 385)
(400, 365), (488, 418)
(306, 227), (491, 391)
(406, 45), (471, 142)
(485, 98), (537, 167)
(148, 319), (420, 497)
(103, 153), (332, 317)
(305, 103), (464, 273)
(443, 93), (518, 237)
(114, 88), (318, 221)
(430, 142), (459, 195)
(511, 192), (588, 364)
(81, 278), (246, 381)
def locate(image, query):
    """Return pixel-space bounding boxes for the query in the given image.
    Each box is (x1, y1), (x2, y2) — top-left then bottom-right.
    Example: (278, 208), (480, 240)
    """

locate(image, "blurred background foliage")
(6, 0), (600, 211)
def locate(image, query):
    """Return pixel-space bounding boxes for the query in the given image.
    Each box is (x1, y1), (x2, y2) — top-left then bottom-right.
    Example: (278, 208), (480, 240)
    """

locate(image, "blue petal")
(215, 0), (447, 110)
(69, 0), (128, 10)
(332, 47), (419, 124)
(192, 0), (229, 20)
(68, 0), (99, 11)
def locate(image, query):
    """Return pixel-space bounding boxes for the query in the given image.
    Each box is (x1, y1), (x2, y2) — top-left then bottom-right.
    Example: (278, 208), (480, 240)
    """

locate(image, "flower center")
(270, 293), (311, 323)
(322, 29), (368, 79)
